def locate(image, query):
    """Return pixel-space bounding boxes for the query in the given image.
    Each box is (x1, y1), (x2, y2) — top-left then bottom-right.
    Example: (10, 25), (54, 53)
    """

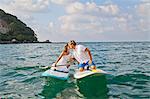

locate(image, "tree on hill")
(0, 9), (38, 42)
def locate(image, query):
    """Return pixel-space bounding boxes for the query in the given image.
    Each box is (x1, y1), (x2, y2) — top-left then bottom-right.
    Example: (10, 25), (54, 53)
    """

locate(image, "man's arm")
(85, 48), (92, 62)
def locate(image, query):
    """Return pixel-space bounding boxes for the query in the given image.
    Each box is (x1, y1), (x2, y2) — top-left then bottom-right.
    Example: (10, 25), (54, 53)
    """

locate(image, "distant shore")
(0, 41), (52, 44)
(0, 41), (149, 44)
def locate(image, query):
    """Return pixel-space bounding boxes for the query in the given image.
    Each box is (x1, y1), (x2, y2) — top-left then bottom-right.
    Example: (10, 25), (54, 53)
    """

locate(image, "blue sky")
(0, 0), (149, 42)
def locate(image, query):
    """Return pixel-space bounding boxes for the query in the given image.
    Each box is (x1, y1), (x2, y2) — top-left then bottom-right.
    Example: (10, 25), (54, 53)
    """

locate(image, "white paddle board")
(42, 66), (69, 80)
(74, 69), (107, 79)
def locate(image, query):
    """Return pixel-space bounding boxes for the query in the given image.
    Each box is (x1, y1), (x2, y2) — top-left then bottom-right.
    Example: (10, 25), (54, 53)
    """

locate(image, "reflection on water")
(39, 78), (67, 98)
(39, 77), (83, 98)
(77, 74), (108, 99)
(40, 74), (108, 99)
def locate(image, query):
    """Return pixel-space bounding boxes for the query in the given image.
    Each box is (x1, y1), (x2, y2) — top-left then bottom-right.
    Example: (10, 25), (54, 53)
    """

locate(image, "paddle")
(40, 60), (76, 69)
(40, 64), (69, 69)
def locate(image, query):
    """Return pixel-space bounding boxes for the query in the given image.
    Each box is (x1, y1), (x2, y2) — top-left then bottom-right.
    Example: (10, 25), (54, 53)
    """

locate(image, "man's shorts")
(78, 61), (95, 68)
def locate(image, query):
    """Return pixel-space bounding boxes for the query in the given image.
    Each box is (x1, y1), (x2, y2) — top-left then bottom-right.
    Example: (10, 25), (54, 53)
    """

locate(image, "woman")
(53, 44), (72, 68)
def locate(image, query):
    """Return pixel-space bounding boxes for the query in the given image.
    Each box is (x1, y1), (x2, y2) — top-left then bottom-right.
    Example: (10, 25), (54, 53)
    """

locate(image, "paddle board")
(74, 69), (107, 79)
(42, 66), (107, 80)
(42, 66), (69, 80)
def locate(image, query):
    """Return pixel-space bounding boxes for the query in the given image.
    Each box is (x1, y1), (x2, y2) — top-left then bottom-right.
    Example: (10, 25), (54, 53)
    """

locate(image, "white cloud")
(99, 4), (119, 15)
(50, 0), (76, 5)
(57, 2), (120, 34)
(141, 0), (150, 3)
(56, 1), (149, 41)
(0, 0), (50, 13)
(1, 0), (149, 41)
(137, 2), (150, 17)
(65, 2), (119, 15)
(136, 2), (150, 34)
(10, 0), (50, 12)
(66, 2), (84, 14)
(0, 0), (50, 32)
(59, 14), (103, 33)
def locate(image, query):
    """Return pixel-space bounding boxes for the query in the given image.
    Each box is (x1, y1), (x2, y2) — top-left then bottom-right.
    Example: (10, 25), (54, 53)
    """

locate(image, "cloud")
(0, 0), (50, 32)
(50, 0), (76, 5)
(57, 2), (121, 34)
(0, 0), (149, 41)
(11, 0), (50, 12)
(136, 1), (150, 33)
(52, 1), (149, 41)
(0, 0), (50, 13)
(66, 2), (84, 14)
(137, 2), (150, 17)
(99, 4), (119, 15)
(141, 0), (150, 3)
(66, 2), (119, 15)
(59, 14), (107, 34)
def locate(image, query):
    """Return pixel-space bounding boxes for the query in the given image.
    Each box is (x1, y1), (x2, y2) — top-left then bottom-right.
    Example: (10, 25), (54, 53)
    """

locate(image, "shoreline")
(0, 41), (52, 44)
(0, 41), (149, 44)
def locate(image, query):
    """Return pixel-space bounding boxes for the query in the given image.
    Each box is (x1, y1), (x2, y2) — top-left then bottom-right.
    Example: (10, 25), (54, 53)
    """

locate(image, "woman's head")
(68, 40), (76, 49)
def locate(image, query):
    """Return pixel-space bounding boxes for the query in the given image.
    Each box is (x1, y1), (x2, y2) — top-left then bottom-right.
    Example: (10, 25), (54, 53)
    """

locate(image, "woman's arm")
(54, 51), (64, 66)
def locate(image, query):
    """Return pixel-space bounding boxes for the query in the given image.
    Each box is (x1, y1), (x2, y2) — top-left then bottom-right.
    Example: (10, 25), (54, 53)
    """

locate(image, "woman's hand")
(51, 66), (56, 71)
(52, 63), (57, 67)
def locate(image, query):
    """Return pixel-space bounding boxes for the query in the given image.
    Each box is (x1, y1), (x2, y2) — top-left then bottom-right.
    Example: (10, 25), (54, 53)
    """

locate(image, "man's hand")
(88, 60), (92, 64)
(85, 48), (93, 62)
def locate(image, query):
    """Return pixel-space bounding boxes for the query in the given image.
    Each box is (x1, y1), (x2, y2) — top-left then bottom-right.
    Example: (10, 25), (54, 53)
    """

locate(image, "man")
(68, 40), (96, 72)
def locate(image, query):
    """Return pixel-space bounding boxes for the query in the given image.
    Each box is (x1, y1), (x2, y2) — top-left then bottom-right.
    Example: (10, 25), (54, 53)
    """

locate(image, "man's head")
(68, 40), (76, 49)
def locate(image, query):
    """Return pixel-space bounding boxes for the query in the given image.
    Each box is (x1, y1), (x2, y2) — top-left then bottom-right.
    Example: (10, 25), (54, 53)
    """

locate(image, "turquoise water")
(0, 42), (150, 99)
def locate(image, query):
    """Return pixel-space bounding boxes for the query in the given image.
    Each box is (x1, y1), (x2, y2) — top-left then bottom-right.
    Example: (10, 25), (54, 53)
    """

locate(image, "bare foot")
(79, 68), (84, 72)
(90, 66), (96, 70)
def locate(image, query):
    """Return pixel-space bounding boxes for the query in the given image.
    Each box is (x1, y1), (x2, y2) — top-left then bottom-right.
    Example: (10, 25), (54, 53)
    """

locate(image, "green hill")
(0, 9), (38, 42)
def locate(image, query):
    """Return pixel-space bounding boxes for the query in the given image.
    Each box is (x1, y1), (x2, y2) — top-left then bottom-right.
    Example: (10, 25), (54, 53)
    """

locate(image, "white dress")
(51, 54), (71, 72)
(56, 54), (71, 65)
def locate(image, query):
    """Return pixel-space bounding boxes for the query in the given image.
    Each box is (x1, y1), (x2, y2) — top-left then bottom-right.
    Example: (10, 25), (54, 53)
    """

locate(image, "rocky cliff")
(0, 9), (38, 42)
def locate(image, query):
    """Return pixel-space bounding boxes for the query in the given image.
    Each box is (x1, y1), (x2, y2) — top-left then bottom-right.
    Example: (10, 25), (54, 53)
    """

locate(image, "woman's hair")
(69, 40), (76, 46)
(64, 44), (68, 52)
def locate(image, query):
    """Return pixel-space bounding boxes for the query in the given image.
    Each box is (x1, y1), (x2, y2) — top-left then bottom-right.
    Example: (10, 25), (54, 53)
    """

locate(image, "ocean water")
(0, 42), (150, 99)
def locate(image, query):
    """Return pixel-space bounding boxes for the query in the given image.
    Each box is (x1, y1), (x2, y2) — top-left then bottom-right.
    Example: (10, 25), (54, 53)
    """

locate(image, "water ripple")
(0, 42), (149, 98)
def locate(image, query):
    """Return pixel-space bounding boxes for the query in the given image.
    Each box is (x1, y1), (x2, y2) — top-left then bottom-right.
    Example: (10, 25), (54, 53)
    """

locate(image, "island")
(0, 9), (51, 44)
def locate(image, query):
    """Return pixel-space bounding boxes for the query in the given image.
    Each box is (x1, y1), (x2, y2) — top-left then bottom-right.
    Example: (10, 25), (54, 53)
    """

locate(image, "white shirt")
(57, 54), (71, 65)
(73, 45), (90, 63)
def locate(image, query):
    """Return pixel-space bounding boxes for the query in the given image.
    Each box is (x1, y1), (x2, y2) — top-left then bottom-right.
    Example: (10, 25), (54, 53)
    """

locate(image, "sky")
(0, 0), (150, 42)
